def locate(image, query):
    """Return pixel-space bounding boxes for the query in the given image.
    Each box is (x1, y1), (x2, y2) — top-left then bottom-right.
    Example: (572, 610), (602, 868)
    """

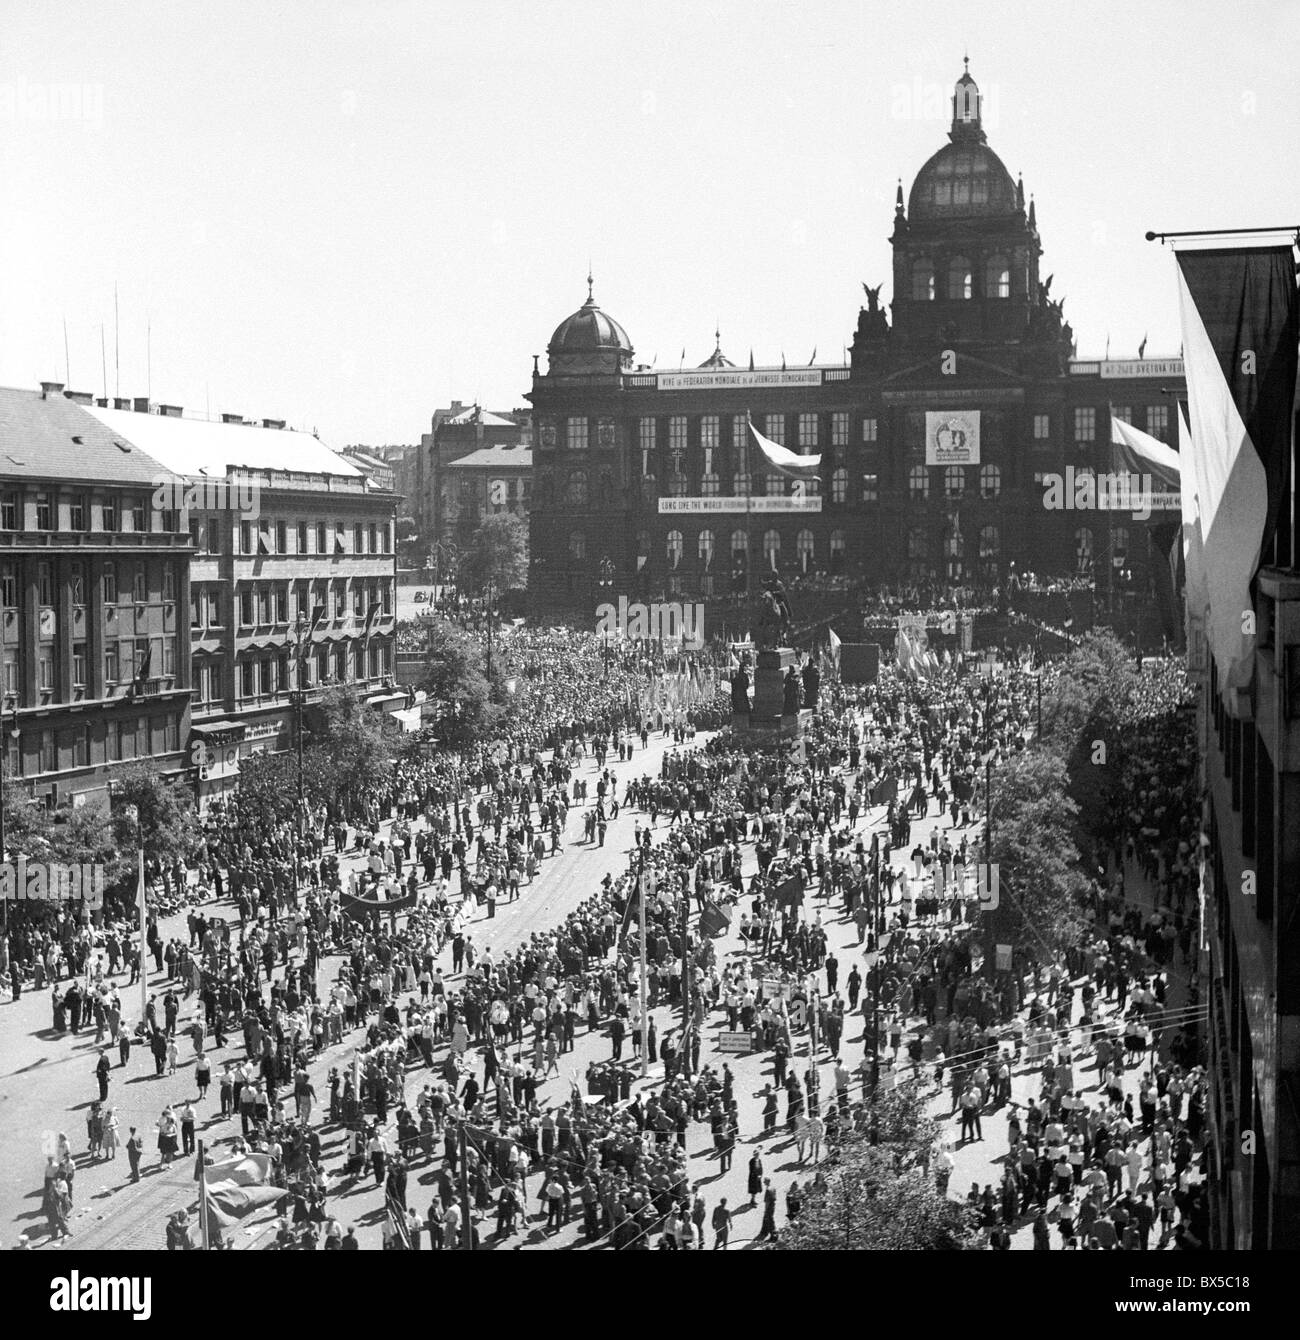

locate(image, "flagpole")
(134, 809), (147, 1029)
(198, 1138), (210, 1250)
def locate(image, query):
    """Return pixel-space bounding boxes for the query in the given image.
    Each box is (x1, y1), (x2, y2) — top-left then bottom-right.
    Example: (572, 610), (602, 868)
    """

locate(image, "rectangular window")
(206, 589), (221, 627)
(382, 580), (392, 615)
(70, 562), (85, 607)
(353, 583), (365, 617)
(764, 413), (785, 445)
(240, 520), (253, 554)
(131, 497), (146, 533)
(163, 717), (178, 755)
(73, 724), (90, 769)
(38, 561), (54, 607)
(162, 566), (175, 602)
(239, 588), (254, 627)
(567, 417), (588, 451)
(669, 416), (688, 451)
(861, 417), (879, 443)
(36, 493), (53, 530)
(73, 643), (87, 687)
(257, 586), (271, 624)
(133, 563), (147, 604)
(1110, 406), (1130, 429)
(38, 650), (55, 691)
(163, 638), (175, 677)
(831, 412), (849, 446)
(297, 521), (309, 554)
(40, 728), (56, 774)
(334, 579), (346, 618)
(275, 585), (288, 623)
(1073, 407), (1096, 442)
(383, 523), (392, 554)
(765, 474), (783, 497)
(102, 497), (118, 532)
(0, 493), (16, 530)
(276, 520), (287, 554)
(257, 523), (272, 555)
(191, 588), (202, 628)
(369, 524), (377, 554)
(106, 717), (120, 761)
(798, 413), (819, 448)
(103, 563), (117, 604)
(1147, 404), (1169, 442)
(700, 415), (719, 450)
(862, 473), (879, 502)
(206, 518), (222, 554)
(335, 524), (347, 554)
(0, 564), (16, 608)
(316, 522), (327, 554)
(69, 496), (86, 530)
(316, 649), (328, 685)
(241, 661), (255, 699)
(104, 645), (119, 684)
(1033, 413), (1051, 440)
(354, 522), (364, 554)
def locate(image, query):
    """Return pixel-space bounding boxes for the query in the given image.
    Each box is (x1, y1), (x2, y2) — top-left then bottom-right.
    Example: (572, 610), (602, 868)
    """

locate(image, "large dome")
(548, 278), (633, 357)
(908, 140), (1018, 221)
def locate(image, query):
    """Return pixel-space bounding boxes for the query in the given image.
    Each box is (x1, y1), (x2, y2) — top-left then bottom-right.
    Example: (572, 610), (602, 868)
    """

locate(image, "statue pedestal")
(751, 647), (795, 725)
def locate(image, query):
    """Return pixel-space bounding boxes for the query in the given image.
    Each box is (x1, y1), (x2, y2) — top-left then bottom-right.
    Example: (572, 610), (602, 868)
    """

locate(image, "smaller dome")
(548, 275), (633, 357)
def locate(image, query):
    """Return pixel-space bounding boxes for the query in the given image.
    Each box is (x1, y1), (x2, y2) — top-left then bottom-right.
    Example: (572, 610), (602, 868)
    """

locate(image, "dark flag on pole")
(1175, 244), (1299, 696)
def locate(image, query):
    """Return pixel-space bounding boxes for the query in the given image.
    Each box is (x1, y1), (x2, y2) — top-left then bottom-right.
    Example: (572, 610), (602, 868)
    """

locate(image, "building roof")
(444, 445), (533, 470)
(341, 449), (392, 471)
(908, 140), (1018, 221)
(80, 404), (365, 480)
(444, 405), (518, 428)
(0, 386), (165, 484)
(548, 276), (633, 357)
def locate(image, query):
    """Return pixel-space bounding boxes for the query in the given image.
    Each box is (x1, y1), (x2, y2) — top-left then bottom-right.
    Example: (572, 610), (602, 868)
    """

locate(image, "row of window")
(0, 560), (176, 610)
(0, 491), (177, 534)
(232, 518), (393, 557)
(3, 716), (182, 776)
(533, 406), (1170, 457)
(3, 634), (179, 698)
(910, 255), (1012, 302)
(192, 642), (391, 705)
(191, 578), (394, 630)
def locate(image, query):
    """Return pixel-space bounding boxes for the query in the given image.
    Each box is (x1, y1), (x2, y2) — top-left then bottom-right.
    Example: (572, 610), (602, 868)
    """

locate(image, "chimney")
(221, 413), (244, 425)
(40, 381), (65, 399)
(133, 397), (152, 413)
(95, 397), (109, 407)
(113, 397), (132, 410)
(63, 389), (94, 405)
(158, 404), (183, 418)
(261, 418), (286, 430)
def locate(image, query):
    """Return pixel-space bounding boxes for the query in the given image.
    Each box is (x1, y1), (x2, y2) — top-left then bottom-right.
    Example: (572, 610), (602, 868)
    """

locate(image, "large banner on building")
(657, 369), (823, 391)
(925, 410), (980, 465)
(658, 496), (822, 513)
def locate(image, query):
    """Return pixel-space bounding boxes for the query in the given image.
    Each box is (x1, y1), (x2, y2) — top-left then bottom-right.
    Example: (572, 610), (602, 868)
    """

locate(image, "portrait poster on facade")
(925, 410), (981, 465)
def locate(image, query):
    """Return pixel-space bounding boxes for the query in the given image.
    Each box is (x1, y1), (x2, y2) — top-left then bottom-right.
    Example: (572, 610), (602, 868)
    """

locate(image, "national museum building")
(525, 62), (1186, 617)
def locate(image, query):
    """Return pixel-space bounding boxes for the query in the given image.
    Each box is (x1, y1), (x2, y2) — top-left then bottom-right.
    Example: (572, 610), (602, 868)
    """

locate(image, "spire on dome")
(1016, 173), (1025, 211)
(586, 267), (594, 304)
(895, 178), (904, 213)
(950, 57), (985, 144)
(1027, 194), (1037, 229)
(698, 326), (735, 370)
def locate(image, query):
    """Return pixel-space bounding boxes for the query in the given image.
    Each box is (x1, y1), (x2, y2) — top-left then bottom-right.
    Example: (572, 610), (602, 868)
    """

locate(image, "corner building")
(526, 63), (1185, 616)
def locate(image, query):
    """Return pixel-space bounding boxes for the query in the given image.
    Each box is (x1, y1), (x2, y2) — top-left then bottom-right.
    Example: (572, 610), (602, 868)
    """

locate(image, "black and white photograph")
(0, 0), (1295, 1313)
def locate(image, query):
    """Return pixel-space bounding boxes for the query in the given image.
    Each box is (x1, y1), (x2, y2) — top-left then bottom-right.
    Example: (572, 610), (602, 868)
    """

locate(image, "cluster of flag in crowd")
(631, 661), (722, 716)
(894, 629), (954, 680)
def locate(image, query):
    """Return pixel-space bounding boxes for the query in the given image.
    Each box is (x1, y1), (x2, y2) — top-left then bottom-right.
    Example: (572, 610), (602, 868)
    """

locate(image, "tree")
(310, 687), (395, 814)
(416, 617), (501, 746)
(982, 747), (1088, 970)
(461, 512), (527, 597)
(779, 1083), (979, 1251)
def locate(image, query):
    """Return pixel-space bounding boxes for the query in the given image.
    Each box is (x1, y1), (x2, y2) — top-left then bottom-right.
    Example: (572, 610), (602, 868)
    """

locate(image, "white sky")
(2, 0), (1296, 446)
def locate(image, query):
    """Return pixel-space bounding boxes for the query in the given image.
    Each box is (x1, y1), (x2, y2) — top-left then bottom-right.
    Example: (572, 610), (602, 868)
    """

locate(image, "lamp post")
(598, 556), (615, 678)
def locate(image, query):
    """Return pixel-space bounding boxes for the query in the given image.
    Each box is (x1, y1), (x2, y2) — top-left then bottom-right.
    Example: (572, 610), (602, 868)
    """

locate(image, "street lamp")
(598, 556), (615, 677)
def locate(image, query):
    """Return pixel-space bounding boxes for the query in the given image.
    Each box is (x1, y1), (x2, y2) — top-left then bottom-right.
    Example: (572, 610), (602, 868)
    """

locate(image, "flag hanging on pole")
(1179, 402), (1209, 663)
(747, 415), (821, 479)
(1175, 244), (1299, 698)
(828, 626), (841, 668)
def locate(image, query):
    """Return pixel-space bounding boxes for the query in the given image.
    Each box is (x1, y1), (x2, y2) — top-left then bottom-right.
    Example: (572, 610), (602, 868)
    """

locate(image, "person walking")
(711, 1198), (733, 1250)
(126, 1127), (144, 1183)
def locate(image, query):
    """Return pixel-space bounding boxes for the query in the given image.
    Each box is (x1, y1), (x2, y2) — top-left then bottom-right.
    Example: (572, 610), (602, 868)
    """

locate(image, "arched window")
(944, 465), (966, 498)
(831, 467), (848, 504)
(765, 473), (784, 497)
(568, 530), (586, 562)
(666, 530), (684, 569)
(979, 463), (1001, 498)
(979, 524), (1000, 560)
(1075, 526), (1094, 574)
(947, 256), (972, 300)
(907, 526), (928, 560)
(762, 529), (781, 571)
(698, 529), (715, 568)
(730, 529), (748, 560)
(565, 469), (588, 507)
(829, 529), (845, 571)
(796, 528), (815, 572)
(985, 254), (1010, 298)
(909, 464), (930, 501)
(912, 259), (935, 301)
(1112, 525), (1130, 559)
